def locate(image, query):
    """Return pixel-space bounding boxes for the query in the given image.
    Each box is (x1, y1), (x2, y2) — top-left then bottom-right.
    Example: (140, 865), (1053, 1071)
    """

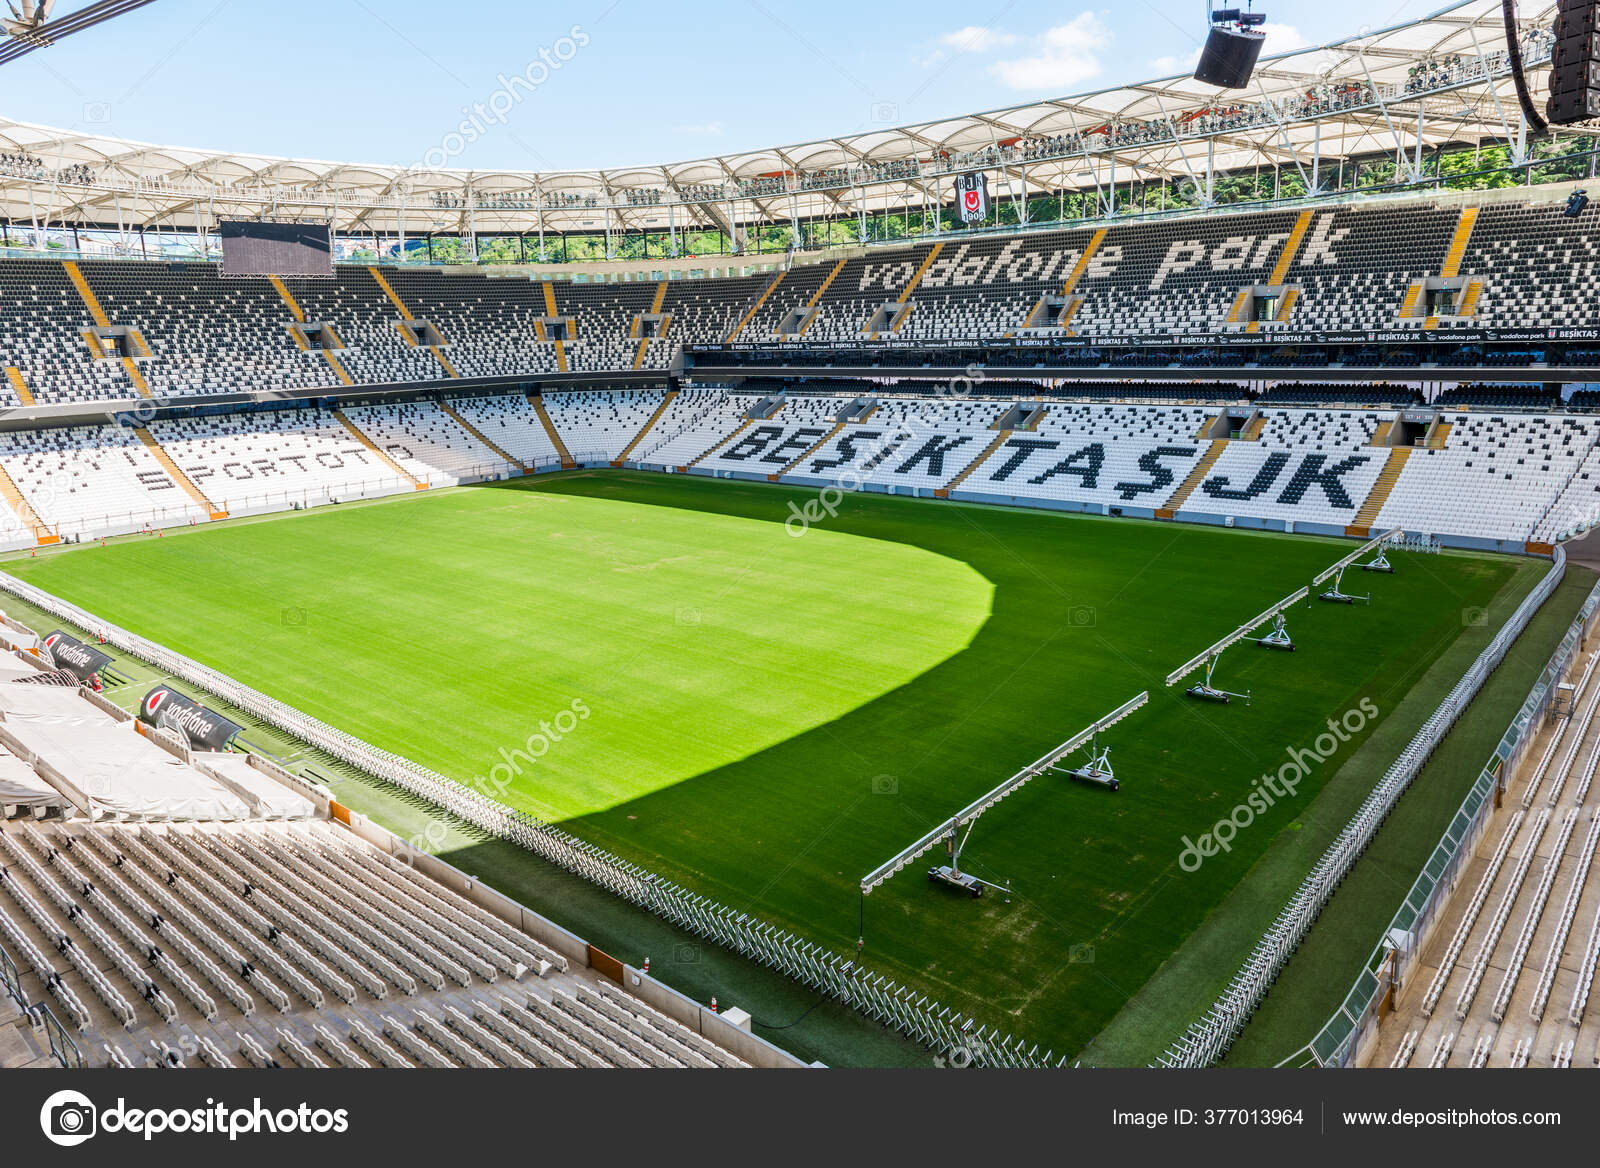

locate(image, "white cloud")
(1149, 48), (1202, 76)
(989, 13), (1111, 92)
(939, 26), (1020, 53)
(672, 120), (724, 136)
(1260, 22), (1310, 53)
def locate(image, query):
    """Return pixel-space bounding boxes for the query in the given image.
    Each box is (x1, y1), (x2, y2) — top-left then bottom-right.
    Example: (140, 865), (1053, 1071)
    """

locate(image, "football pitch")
(1, 470), (1545, 1059)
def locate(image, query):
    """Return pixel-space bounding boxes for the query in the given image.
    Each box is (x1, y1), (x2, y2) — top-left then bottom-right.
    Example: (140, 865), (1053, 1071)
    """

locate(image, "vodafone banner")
(42, 631), (112, 684)
(139, 686), (244, 752)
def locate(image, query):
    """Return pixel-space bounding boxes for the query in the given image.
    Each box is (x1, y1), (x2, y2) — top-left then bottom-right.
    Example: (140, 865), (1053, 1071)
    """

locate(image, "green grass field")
(0, 470), (1544, 1061)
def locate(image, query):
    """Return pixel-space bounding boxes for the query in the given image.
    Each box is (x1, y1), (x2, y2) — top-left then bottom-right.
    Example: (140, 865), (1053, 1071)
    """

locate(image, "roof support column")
(1467, 21), (1520, 163)
(1414, 104), (1425, 183)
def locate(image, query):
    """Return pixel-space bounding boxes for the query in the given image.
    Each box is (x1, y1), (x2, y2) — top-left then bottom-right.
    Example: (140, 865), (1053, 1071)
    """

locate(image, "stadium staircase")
(1347, 447), (1412, 535)
(1022, 235), (1103, 334)
(1457, 280), (1484, 317)
(529, 395), (576, 468)
(686, 420), (750, 468)
(1397, 281), (1424, 320)
(0, 1000), (55, 1068)
(540, 283), (569, 372)
(1441, 206), (1480, 278)
(132, 428), (228, 519)
(1245, 210), (1314, 333)
(938, 430), (1012, 498)
(613, 390), (677, 466)
(269, 276), (305, 322)
(369, 266), (413, 321)
(431, 346), (460, 378)
(0, 462), (58, 544)
(4, 366), (33, 406)
(321, 350), (355, 386)
(367, 267), (459, 378)
(438, 401), (525, 472)
(1423, 207), (1481, 330)
(725, 271), (785, 341)
(769, 421), (846, 480)
(1428, 421), (1453, 449)
(632, 282), (669, 370)
(1271, 210), (1315, 284)
(865, 242), (943, 340)
(272, 277), (354, 383)
(1240, 415), (1267, 440)
(1061, 227), (1107, 295)
(794, 260), (847, 338)
(121, 358), (154, 398)
(62, 261), (110, 328)
(1225, 289), (1251, 325)
(332, 408), (426, 488)
(1157, 438), (1228, 517)
(64, 261), (155, 399)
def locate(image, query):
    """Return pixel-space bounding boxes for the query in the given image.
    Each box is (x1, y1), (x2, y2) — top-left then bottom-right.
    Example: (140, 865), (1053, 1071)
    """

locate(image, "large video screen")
(218, 220), (334, 278)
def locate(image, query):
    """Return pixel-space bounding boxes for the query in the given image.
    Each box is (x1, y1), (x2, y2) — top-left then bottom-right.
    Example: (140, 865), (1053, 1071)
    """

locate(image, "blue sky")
(3, 0), (1438, 171)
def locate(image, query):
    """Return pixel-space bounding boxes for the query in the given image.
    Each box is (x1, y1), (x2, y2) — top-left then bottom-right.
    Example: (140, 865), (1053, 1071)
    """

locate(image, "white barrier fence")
(1158, 546), (1569, 1068)
(0, 570), (1059, 1067)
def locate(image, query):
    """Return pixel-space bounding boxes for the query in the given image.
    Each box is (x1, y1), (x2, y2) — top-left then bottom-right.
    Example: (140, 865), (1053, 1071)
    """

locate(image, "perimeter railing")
(0, 939), (83, 1068)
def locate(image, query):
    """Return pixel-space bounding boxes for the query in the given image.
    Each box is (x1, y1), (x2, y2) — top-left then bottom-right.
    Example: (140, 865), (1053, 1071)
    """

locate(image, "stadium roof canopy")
(0, 0), (1582, 239)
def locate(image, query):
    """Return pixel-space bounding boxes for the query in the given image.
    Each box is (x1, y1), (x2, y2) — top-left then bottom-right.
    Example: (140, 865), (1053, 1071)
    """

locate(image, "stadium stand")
(1373, 634), (1600, 1068)
(631, 390), (757, 470)
(0, 383), (1593, 551)
(446, 393), (565, 468)
(0, 259), (136, 405)
(80, 261), (336, 399)
(4, 192), (1600, 409)
(953, 402), (1211, 510)
(1374, 414), (1600, 542)
(543, 388), (670, 462)
(0, 672), (788, 1070)
(148, 408), (420, 518)
(0, 424), (206, 538)
(338, 402), (515, 485)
